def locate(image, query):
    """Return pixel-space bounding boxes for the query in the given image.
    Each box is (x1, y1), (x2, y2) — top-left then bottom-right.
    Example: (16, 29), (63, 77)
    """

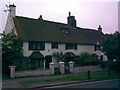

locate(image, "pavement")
(2, 74), (120, 89)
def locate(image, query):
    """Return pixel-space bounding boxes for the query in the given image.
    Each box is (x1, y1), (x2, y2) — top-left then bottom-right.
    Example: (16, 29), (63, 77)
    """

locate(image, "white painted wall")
(9, 5), (16, 18)
(4, 13), (18, 36)
(22, 42), (108, 61)
(22, 42), (33, 57)
(4, 14), (13, 34)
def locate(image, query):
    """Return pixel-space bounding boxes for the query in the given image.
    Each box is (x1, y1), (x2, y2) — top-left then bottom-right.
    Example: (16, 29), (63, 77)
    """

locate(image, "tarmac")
(2, 74), (120, 89)
(2, 74), (81, 88)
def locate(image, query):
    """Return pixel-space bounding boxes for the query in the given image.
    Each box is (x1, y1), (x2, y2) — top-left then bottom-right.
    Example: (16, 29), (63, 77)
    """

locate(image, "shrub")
(75, 52), (100, 66)
(54, 68), (61, 75)
(13, 57), (32, 71)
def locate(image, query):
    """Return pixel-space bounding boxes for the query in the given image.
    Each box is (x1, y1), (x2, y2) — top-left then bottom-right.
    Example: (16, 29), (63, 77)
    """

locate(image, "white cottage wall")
(22, 42), (107, 61)
(4, 15), (14, 34)
(22, 42), (33, 57)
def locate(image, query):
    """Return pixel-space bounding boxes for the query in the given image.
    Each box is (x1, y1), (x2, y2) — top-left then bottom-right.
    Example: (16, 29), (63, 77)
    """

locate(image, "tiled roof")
(13, 16), (104, 44)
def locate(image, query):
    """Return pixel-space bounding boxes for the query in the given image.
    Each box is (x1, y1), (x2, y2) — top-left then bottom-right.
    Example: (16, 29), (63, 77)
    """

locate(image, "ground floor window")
(30, 59), (44, 69)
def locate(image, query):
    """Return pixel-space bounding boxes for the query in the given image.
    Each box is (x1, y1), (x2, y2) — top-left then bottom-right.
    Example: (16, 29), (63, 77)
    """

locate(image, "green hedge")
(75, 52), (100, 66)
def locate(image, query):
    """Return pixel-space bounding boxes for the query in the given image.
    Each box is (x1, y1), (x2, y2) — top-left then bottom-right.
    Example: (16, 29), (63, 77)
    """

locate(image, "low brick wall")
(15, 65), (103, 77)
(73, 65), (103, 73)
(15, 69), (51, 77)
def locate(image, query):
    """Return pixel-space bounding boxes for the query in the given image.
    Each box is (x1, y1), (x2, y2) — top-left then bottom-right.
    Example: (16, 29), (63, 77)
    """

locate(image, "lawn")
(23, 71), (120, 84)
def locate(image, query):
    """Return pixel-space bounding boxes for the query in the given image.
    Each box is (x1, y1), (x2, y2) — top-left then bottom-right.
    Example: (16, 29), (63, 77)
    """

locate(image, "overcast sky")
(1, 0), (119, 34)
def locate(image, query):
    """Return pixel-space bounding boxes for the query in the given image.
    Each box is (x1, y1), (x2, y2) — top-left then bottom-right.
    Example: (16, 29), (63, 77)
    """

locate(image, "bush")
(54, 68), (61, 75)
(107, 60), (120, 72)
(75, 52), (100, 66)
(13, 57), (32, 71)
(100, 61), (107, 70)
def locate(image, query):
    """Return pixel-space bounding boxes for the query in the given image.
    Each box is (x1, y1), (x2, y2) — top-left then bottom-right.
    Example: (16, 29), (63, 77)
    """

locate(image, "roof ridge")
(15, 16), (101, 33)
(43, 19), (68, 26)
(76, 27), (103, 33)
(15, 16), (69, 26)
(15, 16), (37, 20)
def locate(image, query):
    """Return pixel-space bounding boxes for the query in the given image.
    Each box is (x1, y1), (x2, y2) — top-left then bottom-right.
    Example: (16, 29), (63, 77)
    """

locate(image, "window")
(60, 27), (69, 34)
(51, 42), (58, 49)
(65, 43), (77, 50)
(94, 45), (101, 51)
(29, 41), (45, 50)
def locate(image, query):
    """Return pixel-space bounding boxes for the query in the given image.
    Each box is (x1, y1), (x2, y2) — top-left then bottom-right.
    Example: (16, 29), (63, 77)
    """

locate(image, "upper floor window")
(94, 45), (101, 51)
(59, 27), (69, 34)
(29, 41), (45, 50)
(51, 42), (58, 49)
(65, 43), (77, 50)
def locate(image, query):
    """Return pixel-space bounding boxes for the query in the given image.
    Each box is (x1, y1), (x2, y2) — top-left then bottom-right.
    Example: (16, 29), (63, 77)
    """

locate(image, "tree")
(102, 31), (120, 72)
(2, 33), (30, 73)
(102, 31), (119, 60)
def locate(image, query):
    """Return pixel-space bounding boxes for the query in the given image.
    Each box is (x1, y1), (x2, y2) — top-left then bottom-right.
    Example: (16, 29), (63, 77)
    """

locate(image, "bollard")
(88, 70), (91, 80)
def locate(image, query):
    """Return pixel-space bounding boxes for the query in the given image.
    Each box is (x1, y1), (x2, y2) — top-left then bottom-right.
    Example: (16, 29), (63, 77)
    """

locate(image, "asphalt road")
(45, 79), (120, 88)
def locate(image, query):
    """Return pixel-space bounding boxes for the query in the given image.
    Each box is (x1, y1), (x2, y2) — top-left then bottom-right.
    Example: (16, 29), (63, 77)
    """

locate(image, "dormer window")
(60, 27), (69, 34)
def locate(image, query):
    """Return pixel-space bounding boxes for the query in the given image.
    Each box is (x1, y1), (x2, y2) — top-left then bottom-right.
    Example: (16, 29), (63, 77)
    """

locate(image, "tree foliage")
(102, 31), (120, 60)
(2, 33), (30, 72)
(102, 31), (120, 72)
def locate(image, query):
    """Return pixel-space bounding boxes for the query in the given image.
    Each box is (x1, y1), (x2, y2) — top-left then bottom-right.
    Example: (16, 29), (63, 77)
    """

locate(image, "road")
(45, 79), (120, 88)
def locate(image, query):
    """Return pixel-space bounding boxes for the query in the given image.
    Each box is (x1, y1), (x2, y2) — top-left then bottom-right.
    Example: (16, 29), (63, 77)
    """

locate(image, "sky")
(1, 0), (119, 34)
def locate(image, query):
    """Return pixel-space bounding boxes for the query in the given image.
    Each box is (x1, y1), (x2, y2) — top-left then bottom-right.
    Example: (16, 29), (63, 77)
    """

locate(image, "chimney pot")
(39, 15), (43, 20)
(98, 25), (102, 32)
(67, 12), (76, 27)
(69, 12), (71, 16)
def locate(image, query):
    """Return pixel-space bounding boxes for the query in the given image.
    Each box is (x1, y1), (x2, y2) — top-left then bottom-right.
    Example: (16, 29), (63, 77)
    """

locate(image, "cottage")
(4, 4), (108, 69)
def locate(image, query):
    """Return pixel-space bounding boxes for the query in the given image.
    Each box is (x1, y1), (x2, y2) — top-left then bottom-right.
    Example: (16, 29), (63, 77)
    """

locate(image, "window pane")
(65, 43), (77, 50)
(37, 42), (41, 49)
(33, 42), (37, 49)
(52, 42), (58, 49)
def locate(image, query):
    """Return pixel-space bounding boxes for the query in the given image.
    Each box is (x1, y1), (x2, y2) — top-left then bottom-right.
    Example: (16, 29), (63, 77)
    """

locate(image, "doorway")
(45, 55), (52, 68)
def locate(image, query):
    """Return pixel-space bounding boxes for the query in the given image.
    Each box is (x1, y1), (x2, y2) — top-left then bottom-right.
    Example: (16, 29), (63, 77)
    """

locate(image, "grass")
(23, 71), (120, 84)
(91, 71), (120, 79)
(23, 73), (87, 84)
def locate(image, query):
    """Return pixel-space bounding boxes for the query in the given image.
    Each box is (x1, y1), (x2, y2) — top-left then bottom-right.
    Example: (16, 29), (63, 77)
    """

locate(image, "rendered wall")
(23, 42), (107, 61)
